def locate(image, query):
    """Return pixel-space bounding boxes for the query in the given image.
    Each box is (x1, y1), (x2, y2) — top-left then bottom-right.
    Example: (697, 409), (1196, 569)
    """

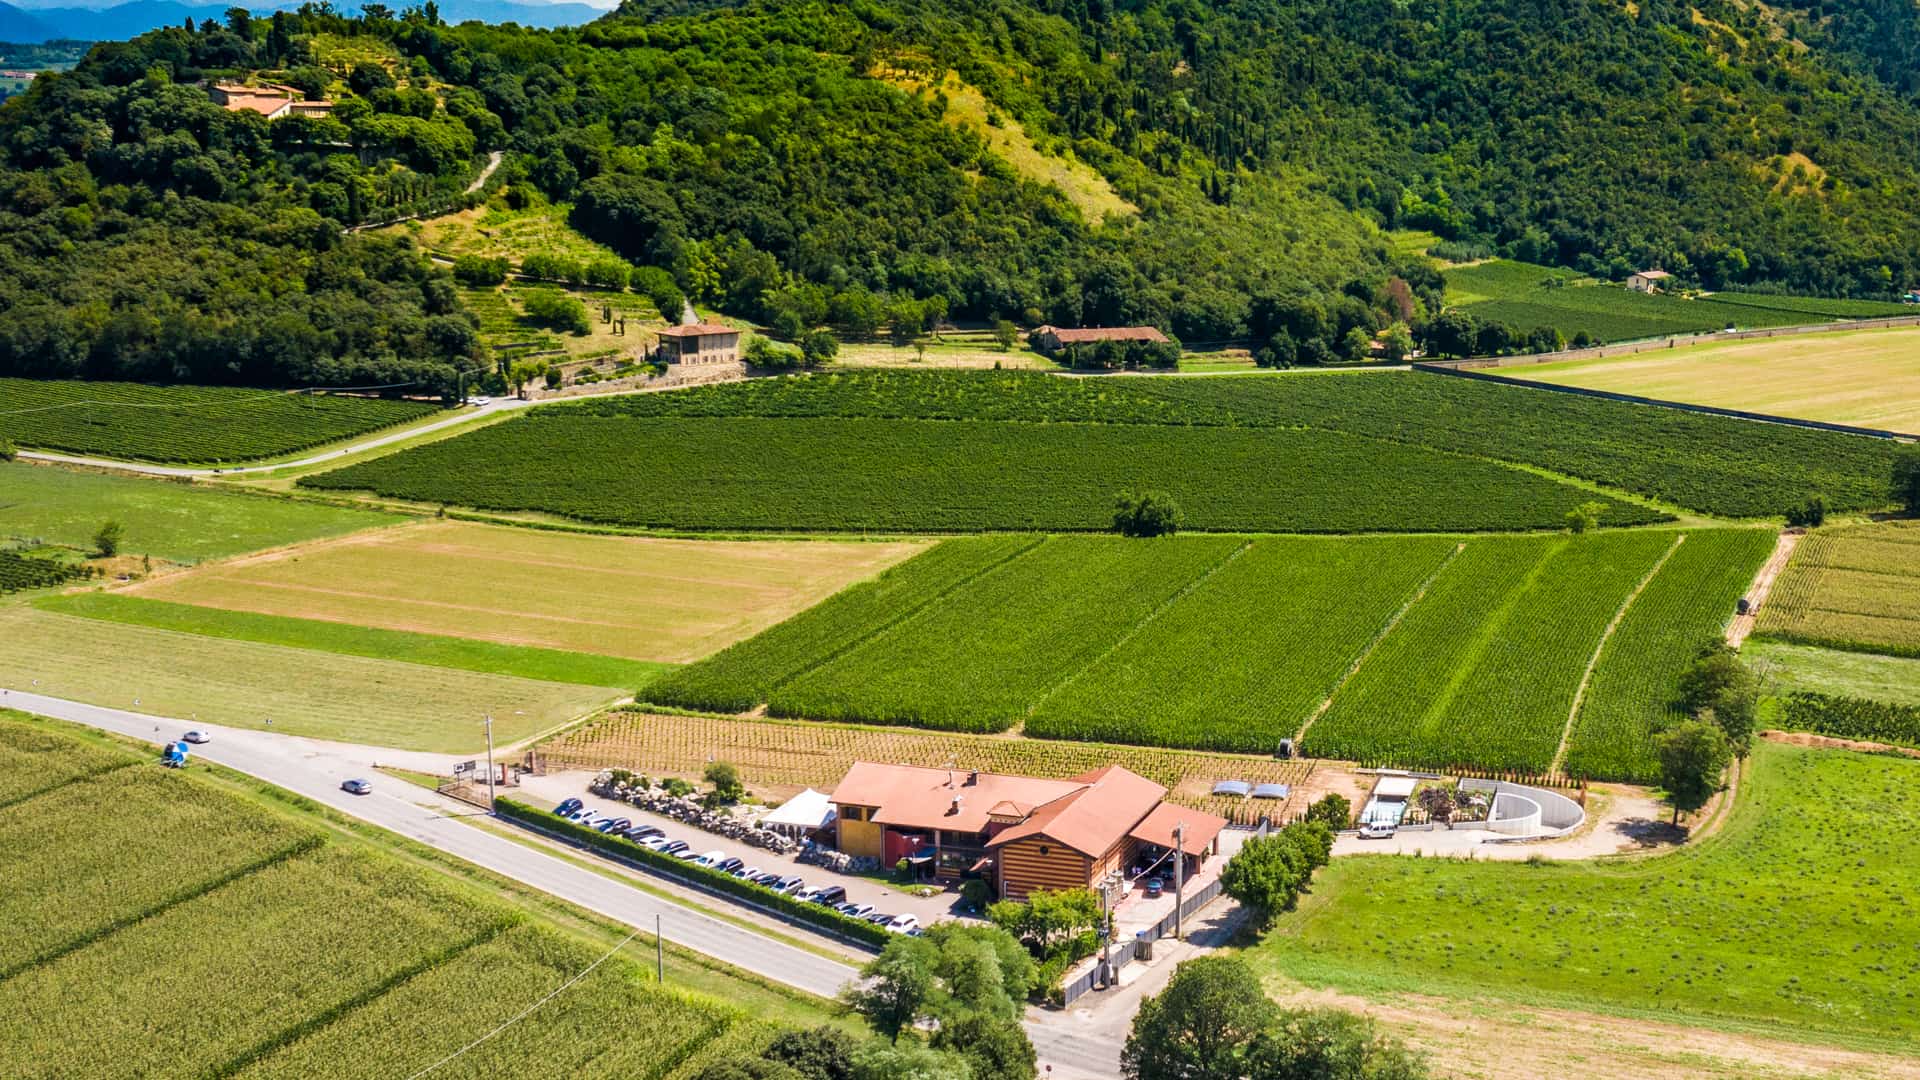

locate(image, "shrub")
(93, 520), (123, 557)
(521, 290), (590, 334)
(1113, 490), (1182, 537)
(451, 255), (509, 286)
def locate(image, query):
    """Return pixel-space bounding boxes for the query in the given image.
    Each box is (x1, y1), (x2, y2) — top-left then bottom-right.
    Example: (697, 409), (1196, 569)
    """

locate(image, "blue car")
(596, 818), (631, 834)
(555, 798), (583, 818)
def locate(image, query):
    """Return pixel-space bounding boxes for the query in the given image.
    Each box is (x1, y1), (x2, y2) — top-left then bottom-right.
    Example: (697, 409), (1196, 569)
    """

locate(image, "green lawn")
(0, 462), (405, 564)
(36, 593), (671, 691)
(0, 607), (621, 752)
(1250, 741), (1920, 1044)
(1746, 641), (1920, 707)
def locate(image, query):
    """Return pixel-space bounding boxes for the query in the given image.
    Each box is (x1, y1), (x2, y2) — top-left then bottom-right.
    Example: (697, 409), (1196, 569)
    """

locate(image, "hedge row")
(1778, 692), (1920, 750)
(493, 798), (891, 948)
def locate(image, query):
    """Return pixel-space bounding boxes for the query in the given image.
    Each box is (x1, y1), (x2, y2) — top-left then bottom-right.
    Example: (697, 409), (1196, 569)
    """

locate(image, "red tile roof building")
(829, 761), (1226, 901)
(1028, 325), (1170, 352)
(654, 321), (742, 364)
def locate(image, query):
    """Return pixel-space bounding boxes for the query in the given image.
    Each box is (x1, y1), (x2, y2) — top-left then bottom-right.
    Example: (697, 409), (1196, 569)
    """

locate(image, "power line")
(401, 926), (642, 1080)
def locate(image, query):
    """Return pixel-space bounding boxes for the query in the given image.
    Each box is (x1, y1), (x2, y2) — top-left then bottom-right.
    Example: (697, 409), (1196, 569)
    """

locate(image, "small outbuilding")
(761, 788), (836, 839)
(1626, 269), (1672, 294)
(1028, 325), (1170, 354)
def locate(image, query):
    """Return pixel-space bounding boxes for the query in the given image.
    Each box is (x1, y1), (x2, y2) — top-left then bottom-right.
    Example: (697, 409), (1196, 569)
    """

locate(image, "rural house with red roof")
(828, 761), (1226, 901)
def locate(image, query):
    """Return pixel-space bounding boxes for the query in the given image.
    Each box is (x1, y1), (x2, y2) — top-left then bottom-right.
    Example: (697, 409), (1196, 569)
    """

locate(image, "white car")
(468, 395), (493, 406)
(1358, 820), (1397, 839)
(182, 730), (210, 744)
(733, 866), (762, 880)
(885, 914), (919, 934)
(693, 850), (727, 868)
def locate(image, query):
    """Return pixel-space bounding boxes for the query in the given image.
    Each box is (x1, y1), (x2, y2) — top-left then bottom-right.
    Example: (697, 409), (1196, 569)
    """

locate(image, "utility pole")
(1098, 883), (1111, 989)
(1173, 822), (1186, 942)
(655, 914), (663, 983)
(483, 714), (497, 812)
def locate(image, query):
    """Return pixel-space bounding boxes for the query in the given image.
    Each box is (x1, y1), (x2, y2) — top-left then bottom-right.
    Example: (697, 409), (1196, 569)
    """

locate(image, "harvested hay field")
(1514, 325), (1920, 433)
(128, 520), (927, 663)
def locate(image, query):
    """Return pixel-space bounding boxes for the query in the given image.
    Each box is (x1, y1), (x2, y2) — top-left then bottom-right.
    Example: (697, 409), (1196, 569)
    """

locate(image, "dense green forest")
(3, 0), (1920, 384)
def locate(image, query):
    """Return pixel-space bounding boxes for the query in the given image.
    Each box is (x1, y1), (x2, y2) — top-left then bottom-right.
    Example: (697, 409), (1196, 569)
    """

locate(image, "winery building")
(1028, 325), (1169, 355)
(827, 762), (1226, 901)
(655, 322), (742, 364)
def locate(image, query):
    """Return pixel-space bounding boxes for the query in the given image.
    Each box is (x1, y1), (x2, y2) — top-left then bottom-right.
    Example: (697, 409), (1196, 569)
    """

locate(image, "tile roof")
(829, 762), (1083, 836)
(1128, 802), (1228, 857)
(987, 765), (1168, 857)
(1034, 325), (1169, 344)
(656, 322), (739, 338)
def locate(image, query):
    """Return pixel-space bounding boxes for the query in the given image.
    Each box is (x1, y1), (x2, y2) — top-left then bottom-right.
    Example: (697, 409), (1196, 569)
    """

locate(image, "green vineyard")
(0, 718), (773, 1078)
(0, 379), (441, 463)
(0, 551), (93, 594)
(1755, 522), (1920, 658)
(650, 529), (1775, 777)
(302, 414), (1659, 533)
(1561, 529), (1780, 780)
(304, 369), (1904, 521)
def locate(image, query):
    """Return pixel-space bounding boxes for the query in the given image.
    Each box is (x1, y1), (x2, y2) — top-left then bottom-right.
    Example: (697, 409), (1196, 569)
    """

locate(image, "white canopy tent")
(762, 788), (835, 837)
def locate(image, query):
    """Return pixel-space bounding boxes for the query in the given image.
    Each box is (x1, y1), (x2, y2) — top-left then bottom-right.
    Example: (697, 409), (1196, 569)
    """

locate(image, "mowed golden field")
(128, 521), (928, 663)
(1516, 326), (1920, 432)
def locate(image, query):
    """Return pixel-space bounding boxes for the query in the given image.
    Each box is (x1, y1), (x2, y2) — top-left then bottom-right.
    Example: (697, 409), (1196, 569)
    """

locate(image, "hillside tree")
(1655, 719), (1731, 824)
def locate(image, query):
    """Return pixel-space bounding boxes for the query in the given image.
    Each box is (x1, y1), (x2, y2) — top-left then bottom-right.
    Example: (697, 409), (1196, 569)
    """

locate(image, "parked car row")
(552, 797), (923, 934)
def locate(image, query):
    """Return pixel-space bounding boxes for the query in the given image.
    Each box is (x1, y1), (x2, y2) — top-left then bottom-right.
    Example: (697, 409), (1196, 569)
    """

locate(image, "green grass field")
(1756, 522), (1920, 658)
(0, 608), (620, 751)
(36, 593), (672, 690)
(1514, 327), (1920, 433)
(1442, 260), (1911, 344)
(0, 462), (406, 564)
(0, 714), (798, 1078)
(1249, 741), (1920, 1044)
(1746, 641), (1920, 707)
(0, 379), (441, 463)
(654, 530), (1770, 775)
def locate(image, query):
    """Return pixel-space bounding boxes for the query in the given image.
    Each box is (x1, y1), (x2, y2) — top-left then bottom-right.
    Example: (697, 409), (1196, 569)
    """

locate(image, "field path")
(1551, 533), (1686, 773)
(1728, 529), (1798, 647)
(1294, 543), (1463, 743)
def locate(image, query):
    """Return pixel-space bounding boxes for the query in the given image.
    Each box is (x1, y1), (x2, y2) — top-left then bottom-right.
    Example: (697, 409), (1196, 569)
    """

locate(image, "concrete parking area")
(519, 771), (968, 926)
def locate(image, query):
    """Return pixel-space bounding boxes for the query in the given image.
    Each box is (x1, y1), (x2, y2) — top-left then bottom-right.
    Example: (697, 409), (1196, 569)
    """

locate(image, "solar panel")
(1250, 783), (1290, 800)
(1211, 780), (1251, 797)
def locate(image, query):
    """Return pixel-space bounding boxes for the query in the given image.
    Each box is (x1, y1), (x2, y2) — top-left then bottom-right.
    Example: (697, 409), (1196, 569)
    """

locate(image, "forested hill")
(3, 0), (1920, 388)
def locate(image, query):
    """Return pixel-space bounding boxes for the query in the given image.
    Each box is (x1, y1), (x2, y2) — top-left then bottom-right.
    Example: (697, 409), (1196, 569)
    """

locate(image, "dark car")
(596, 818), (631, 834)
(807, 885), (848, 907)
(1145, 878), (1165, 899)
(554, 797), (583, 818)
(715, 856), (745, 874)
(341, 778), (373, 796)
(625, 824), (664, 841)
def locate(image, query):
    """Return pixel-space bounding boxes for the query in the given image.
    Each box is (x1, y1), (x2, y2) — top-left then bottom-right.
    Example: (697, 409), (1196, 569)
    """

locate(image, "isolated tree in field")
(94, 520), (123, 557)
(992, 319), (1018, 351)
(1247, 1007), (1432, 1080)
(1655, 719), (1731, 824)
(1678, 644), (1759, 757)
(704, 761), (744, 804)
(1222, 833), (1307, 925)
(1894, 445), (1920, 515)
(1113, 491), (1182, 537)
(1123, 955), (1276, 1080)
(800, 329), (839, 366)
(1564, 500), (1605, 533)
(1785, 494), (1827, 528)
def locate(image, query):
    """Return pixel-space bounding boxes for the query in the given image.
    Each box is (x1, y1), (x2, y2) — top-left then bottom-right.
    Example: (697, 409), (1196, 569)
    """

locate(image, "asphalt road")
(10, 690), (1124, 1077)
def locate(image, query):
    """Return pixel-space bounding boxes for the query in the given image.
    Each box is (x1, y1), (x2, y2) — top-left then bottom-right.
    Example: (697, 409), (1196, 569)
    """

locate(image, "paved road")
(16, 397), (530, 479)
(11, 690), (1124, 1077)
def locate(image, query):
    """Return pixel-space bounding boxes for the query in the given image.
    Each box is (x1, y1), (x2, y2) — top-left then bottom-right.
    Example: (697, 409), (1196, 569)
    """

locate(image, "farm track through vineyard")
(646, 529), (1777, 778)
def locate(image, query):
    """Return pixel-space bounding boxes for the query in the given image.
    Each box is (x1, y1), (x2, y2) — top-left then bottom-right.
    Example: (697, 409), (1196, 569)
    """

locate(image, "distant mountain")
(0, 0), (603, 43)
(0, 3), (55, 42)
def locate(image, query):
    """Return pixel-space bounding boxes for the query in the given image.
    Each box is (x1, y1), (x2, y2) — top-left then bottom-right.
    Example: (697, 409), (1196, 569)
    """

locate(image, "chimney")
(949, 795), (963, 816)
(967, 770), (979, 786)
